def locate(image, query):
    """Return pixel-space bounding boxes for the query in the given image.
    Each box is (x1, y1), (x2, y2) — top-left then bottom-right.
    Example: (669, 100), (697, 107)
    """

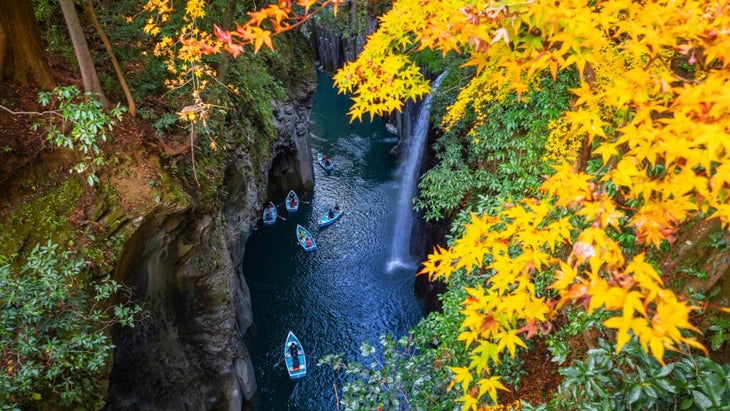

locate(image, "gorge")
(4, 1), (729, 410)
(104, 53), (319, 410)
(103, 4), (427, 410)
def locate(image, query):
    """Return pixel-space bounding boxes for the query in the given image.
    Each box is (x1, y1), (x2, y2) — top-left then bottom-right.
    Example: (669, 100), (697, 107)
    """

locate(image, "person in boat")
(305, 237), (312, 247)
(264, 210), (271, 221)
(334, 203), (341, 212)
(322, 156), (330, 166)
(289, 343), (300, 368)
(328, 208), (334, 218)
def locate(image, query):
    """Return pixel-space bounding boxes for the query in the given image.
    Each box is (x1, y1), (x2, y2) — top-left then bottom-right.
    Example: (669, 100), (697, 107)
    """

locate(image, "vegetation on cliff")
(1, 0), (311, 407)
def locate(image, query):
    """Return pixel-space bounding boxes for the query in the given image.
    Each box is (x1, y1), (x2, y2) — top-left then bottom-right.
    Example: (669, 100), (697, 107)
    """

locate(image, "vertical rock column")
(107, 207), (257, 410)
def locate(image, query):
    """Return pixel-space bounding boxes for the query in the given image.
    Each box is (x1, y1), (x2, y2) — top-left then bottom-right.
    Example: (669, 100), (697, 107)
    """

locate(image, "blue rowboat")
(263, 201), (277, 225)
(285, 190), (299, 213)
(296, 224), (317, 252)
(284, 331), (306, 379)
(318, 205), (343, 228)
(317, 153), (334, 171)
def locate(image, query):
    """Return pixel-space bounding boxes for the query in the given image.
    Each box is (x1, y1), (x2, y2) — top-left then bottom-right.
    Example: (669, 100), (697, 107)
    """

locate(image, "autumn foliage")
(144, 0), (730, 408)
(383, 0), (729, 407)
(141, 0), (348, 128)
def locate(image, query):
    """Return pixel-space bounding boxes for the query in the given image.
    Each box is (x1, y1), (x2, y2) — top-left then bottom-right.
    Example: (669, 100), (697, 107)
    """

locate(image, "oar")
(333, 383), (341, 411)
(277, 215), (287, 221)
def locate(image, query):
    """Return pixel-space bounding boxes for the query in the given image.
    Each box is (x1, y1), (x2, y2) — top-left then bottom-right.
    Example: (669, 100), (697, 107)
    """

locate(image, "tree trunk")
(58, 0), (109, 108)
(0, 19), (6, 78)
(574, 62), (597, 172)
(660, 218), (730, 296)
(0, 0), (56, 89)
(82, 0), (135, 116)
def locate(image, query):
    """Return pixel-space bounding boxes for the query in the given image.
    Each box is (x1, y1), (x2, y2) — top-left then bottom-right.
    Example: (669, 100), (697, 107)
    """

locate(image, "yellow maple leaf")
(477, 376), (509, 404)
(494, 329), (527, 358)
(458, 394), (480, 411)
(587, 277), (627, 313)
(449, 366), (474, 394)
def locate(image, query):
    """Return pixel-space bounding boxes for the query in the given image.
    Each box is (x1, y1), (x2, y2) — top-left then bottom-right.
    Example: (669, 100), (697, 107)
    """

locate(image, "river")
(242, 70), (426, 410)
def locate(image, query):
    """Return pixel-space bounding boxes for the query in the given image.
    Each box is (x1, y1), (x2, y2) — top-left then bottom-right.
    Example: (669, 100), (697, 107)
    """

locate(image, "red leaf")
(225, 43), (244, 58)
(214, 24), (231, 43)
(518, 320), (539, 339)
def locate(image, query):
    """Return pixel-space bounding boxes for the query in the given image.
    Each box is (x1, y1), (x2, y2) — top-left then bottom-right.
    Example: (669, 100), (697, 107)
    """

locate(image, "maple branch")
(672, 72), (701, 84)
(276, 1), (336, 32)
(647, 54), (702, 84)
(398, 386), (413, 409)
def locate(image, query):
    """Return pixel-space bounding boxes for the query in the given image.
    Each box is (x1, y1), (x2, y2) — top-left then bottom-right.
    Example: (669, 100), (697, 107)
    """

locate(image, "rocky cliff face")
(106, 205), (257, 411)
(268, 73), (317, 198)
(311, 3), (379, 71)
(105, 64), (317, 410)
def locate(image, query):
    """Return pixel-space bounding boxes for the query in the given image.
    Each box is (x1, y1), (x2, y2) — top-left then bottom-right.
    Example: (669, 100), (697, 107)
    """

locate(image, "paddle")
(277, 215), (287, 221)
(333, 383), (341, 411)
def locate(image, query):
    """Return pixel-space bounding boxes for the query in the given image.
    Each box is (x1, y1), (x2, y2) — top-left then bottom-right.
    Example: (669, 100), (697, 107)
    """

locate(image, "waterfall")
(386, 72), (446, 272)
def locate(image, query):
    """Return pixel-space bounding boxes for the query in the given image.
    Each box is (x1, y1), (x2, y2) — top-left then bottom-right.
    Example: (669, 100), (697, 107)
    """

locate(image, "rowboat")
(296, 224), (317, 251)
(318, 205), (343, 228)
(317, 153), (334, 171)
(284, 331), (306, 379)
(285, 190), (299, 213)
(263, 201), (277, 225)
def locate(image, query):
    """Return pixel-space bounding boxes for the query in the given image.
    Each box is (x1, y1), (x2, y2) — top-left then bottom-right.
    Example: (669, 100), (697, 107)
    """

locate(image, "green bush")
(33, 86), (125, 186)
(540, 338), (730, 411)
(0, 242), (139, 410)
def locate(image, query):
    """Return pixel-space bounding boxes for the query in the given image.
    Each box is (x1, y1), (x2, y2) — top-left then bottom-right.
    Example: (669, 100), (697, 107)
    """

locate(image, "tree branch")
(0, 103), (60, 117)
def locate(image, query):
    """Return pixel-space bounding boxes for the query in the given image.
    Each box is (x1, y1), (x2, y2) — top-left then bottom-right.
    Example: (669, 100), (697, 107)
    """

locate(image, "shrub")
(0, 241), (139, 409)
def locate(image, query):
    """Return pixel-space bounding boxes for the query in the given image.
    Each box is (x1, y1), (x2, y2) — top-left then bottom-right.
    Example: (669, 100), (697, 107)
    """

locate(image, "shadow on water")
(241, 71), (425, 410)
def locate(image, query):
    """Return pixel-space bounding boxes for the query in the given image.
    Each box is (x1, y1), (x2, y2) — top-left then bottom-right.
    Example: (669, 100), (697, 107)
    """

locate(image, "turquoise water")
(242, 71), (425, 410)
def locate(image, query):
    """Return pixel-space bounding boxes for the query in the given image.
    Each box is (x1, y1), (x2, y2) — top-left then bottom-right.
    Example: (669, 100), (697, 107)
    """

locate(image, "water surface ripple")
(242, 71), (424, 410)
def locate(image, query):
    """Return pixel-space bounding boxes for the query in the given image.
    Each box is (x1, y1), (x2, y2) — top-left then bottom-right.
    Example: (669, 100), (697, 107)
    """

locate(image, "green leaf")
(643, 385), (658, 399)
(656, 364), (674, 378)
(680, 398), (695, 409)
(691, 390), (713, 409)
(653, 378), (676, 394)
(627, 384), (642, 404)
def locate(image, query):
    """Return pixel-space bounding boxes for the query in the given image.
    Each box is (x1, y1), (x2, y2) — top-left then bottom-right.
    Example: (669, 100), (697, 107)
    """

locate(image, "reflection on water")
(242, 71), (424, 410)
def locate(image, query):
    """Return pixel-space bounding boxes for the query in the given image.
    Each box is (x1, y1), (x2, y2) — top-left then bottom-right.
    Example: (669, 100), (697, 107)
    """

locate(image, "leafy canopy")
(153, 0), (730, 408)
(366, 0), (729, 407)
(141, 0), (348, 129)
